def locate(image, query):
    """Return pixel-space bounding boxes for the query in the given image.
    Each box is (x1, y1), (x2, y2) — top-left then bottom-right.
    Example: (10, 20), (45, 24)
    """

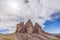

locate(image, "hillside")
(0, 33), (18, 40)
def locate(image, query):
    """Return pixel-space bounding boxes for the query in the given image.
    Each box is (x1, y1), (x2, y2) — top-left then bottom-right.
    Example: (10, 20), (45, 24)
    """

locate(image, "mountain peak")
(33, 23), (44, 34)
(16, 19), (44, 34)
(25, 19), (32, 25)
(34, 23), (41, 29)
(25, 19), (34, 34)
(16, 22), (24, 33)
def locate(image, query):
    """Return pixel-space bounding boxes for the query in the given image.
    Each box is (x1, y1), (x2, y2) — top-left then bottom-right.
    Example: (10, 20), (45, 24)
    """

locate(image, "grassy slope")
(0, 33), (18, 40)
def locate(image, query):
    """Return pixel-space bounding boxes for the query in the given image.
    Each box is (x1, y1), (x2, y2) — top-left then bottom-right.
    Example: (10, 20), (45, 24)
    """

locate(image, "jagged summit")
(34, 23), (41, 29)
(16, 22), (25, 33)
(16, 19), (44, 34)
(25, 19), (33, 26)
(25, 19), (34, 34)
(34, 23), (44, 34)
(33, 23), (41, 33)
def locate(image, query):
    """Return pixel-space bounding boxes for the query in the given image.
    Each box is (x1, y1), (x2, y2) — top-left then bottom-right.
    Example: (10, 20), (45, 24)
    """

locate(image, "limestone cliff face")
(16, 22), (25, 33)
(33, 23), (44, 34)
(25, 19), (34, 34)
(16, 19), (44, 34)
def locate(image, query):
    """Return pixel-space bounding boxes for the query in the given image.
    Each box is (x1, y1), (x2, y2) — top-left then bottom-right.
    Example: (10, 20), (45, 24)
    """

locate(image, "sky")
(43, 11), (60, 34)
(0, 0), (60, 34)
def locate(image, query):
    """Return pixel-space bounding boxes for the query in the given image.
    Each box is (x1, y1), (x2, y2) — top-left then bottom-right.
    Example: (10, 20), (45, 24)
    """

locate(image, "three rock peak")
(16, 19), (44, 34)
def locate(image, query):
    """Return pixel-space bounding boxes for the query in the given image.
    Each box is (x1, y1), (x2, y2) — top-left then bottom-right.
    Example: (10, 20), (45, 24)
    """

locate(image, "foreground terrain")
(16, 33), (60, 40)
(0, 34), (18, 40)
(0, 33), (60, 40)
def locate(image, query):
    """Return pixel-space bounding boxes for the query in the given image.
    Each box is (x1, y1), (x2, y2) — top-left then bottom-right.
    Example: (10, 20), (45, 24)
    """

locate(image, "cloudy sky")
(0, 0), (60, 34)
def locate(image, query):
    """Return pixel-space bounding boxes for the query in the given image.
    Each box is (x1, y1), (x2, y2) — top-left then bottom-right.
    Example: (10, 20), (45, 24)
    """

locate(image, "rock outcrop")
(16, 19), (44, 34)
(16, 22), (25, 33)
(25, 19), (34, 34)
(33, 23), (44, 34)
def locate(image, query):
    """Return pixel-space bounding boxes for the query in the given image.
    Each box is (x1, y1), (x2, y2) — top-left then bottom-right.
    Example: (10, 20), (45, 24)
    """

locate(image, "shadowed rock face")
(33, 23), (44, 34)
(16, 22), (25, 33)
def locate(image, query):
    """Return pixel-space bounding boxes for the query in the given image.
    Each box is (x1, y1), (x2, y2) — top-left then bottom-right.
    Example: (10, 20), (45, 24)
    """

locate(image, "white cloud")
(42, 0), (60, 10)
(0, 0), (60, 34)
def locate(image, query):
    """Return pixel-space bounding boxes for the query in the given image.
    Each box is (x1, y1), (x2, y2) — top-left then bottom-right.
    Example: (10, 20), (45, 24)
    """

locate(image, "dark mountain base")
(16, 33), (60, 40)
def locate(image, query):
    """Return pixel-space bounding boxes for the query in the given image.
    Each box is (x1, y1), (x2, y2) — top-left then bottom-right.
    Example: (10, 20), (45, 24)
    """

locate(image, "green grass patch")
(3, 38), (11, 40)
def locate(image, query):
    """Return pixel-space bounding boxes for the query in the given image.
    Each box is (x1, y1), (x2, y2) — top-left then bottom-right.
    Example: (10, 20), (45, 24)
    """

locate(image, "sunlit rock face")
(25, 19), (34, 34)
(16, 22), (24, 33)
(16, 20), (34, 34)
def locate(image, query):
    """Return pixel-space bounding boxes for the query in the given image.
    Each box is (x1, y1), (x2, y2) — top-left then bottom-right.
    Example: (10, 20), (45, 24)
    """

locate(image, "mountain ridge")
(16, 19), (44, 34)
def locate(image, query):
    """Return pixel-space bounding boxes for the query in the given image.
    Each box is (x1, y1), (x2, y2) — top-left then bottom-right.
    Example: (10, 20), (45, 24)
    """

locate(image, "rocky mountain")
(15, 19), (60, 40)
(33, 23), (44, 34)
(25, 19), (34, 34)
(16, 19), (44, 34)
(16, 22), (25, 33)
